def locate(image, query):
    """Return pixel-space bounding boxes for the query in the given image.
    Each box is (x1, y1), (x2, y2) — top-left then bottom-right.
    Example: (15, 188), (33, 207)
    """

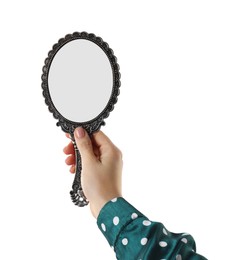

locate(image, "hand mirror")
(41, 32), (121, 207)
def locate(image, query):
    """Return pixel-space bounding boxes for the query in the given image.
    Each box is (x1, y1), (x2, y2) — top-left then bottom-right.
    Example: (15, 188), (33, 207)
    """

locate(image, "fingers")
(74, 127), (96, 163)
(92, 130), (121, 155)
(92, 130), (114, 149)
(63, 140), (75, 173)
(63, 142), (75, 155)
(70, 165), (75, 173)
(92, 130), (122, 160)
(65, 154), (75, 165)
(64, 129), (121, 174)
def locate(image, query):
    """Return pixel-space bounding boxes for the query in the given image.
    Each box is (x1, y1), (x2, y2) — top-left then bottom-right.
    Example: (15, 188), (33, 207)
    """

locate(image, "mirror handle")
(69, 139), (89, 207)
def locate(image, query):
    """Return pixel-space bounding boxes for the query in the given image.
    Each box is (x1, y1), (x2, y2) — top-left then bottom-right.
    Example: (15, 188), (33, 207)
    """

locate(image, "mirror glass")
(48, 39), (113, 123)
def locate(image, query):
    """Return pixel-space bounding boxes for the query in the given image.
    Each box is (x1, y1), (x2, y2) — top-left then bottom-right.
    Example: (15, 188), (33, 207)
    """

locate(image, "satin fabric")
(97, 198), (207, 260)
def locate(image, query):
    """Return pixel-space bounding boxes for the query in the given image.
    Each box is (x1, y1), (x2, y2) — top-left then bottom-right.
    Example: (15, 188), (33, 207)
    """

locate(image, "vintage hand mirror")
(41, 32), (121, 207)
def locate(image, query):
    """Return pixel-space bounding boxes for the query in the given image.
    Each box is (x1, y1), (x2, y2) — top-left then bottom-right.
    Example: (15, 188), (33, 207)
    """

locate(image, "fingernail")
(75, 127), (85, 138)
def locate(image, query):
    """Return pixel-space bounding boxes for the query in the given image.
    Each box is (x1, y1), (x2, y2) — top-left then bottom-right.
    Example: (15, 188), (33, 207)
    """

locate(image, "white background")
(0, 1), (248, 259)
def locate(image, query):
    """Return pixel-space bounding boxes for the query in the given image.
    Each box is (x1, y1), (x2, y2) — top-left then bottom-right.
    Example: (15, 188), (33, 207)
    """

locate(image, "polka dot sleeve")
(97, 197), (207, 260)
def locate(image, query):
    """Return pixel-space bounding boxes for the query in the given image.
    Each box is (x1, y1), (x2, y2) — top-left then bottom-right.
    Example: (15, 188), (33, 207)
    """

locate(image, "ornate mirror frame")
(41, 31), (121, 207)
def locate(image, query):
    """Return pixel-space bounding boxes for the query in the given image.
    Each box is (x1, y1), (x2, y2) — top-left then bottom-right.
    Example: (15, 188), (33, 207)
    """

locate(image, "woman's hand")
(63, 127), (123, 218)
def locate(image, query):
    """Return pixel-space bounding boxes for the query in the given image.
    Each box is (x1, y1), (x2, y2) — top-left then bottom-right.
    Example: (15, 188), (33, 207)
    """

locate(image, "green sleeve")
(97, 197), (207, 260)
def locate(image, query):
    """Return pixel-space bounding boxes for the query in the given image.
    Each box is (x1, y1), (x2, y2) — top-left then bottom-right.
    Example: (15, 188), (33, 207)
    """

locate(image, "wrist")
(91, 194), (122, 218)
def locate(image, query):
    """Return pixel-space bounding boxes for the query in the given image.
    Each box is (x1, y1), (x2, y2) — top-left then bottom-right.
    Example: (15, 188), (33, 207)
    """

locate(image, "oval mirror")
(41, 32), (121, 207)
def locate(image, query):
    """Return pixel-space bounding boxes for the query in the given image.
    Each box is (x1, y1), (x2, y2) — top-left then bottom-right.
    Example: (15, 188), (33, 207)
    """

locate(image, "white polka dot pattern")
(97, 198), (202, 259)
(141, 237), (148, 245)
(101, 223), (106, 232)
(131, 213), (138, 219)
(142, 220), (151, 226)
(181, 238), (188, 243)
(159, 241), (167, 247)
(113, 216), (119, 225)
(176, 255), (182, 260)
(122, 238), (128, 245)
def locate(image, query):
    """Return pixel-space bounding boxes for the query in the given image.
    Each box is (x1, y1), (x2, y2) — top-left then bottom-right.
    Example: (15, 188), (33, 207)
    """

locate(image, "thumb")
(74, 127), (95, 163)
